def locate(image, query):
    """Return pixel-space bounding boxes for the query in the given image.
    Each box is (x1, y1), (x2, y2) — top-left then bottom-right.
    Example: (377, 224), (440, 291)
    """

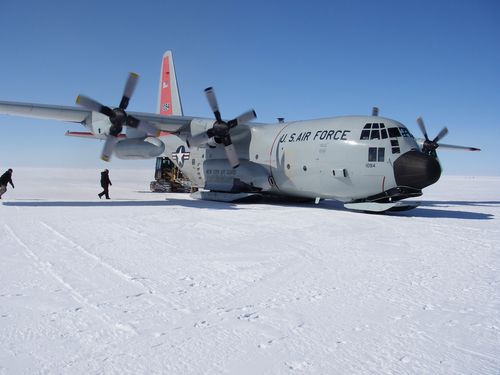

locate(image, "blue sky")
(0, 0), (498, 175)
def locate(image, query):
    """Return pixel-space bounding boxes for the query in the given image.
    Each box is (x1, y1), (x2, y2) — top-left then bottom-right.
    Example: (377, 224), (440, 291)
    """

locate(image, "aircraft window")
(364, 123), (372, 129)
(380, 123), (385, 128)
(372, 123), (379, 129)
(392, 147), (400, 154)
(369, 147), (386, 161)
(399, 127), (413, 138)
(391, 140), (399, 146)
(303, 165), (307, 171)
(378, 148), (385, 162)
(360, 130), (370, 140)
(381, 129), (388, 139)
(370, 130), (380, 140)
(388, 127), (401, 137)
(368, 147), (377, 161)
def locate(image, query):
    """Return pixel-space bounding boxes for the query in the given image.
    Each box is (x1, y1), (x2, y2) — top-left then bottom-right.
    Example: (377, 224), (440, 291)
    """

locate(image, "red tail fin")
(157, 51), (183, 116)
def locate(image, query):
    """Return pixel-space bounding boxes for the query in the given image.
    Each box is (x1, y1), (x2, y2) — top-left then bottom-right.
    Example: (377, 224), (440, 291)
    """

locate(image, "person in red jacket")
(0, 168), (14, 199)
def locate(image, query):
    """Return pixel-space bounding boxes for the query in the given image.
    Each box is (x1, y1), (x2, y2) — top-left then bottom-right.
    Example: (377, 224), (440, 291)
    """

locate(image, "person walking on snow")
(0, 168), (15, 199)
(98, 169), (112, 199)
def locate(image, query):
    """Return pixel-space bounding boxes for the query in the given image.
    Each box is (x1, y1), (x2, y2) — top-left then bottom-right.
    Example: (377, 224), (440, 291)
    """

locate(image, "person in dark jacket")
(0, 168), (15, 199)
(98, 169), (112, 199)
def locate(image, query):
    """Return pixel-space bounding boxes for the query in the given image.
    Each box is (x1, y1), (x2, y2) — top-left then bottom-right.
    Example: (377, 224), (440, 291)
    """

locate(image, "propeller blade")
(125, 115), (140, 128)
(76, 95), (114, 117)
(228, 109), (257, 128)
(119, 72), (139, 110)
(204, 87), (222, 122)
(223, 142), (240, 168)
(416, 117), (429, 141)
(124, 115), (159, 136)
(137, 120), (160, 136)
(101, 135), (120, 162)
(187, 132), (210, 148)
(433, 127), (448, 143)
(436, 143), (481, 151)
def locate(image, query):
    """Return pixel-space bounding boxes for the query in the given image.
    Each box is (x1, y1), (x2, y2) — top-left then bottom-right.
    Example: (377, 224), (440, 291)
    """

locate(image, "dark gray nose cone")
(394, 150), (441, 189)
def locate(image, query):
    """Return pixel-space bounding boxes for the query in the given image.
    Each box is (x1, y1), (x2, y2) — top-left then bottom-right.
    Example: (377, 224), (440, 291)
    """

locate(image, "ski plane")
(0, 51), (480, 212)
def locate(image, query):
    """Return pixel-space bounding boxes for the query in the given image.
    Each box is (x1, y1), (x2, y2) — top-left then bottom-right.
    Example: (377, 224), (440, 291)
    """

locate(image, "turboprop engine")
(114, 137), (165, 160)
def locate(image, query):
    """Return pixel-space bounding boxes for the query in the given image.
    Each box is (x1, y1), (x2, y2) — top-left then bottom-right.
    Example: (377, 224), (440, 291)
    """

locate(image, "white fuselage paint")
(160, 115), (420, 202)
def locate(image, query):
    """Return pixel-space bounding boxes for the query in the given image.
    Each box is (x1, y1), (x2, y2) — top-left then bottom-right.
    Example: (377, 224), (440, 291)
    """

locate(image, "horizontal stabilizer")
(65, 131), (125, 139)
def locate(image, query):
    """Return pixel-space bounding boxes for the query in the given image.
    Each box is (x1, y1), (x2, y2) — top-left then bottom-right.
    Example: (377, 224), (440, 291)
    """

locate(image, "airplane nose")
(393, 150), (441, 189)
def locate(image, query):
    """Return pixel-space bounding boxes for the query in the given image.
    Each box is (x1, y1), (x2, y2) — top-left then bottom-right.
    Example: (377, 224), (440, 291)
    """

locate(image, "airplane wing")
(0, 101), (90, 122)
(0, 100), (193, 133)
(127, 110), (193, 133)
(437, 143), (481, 151)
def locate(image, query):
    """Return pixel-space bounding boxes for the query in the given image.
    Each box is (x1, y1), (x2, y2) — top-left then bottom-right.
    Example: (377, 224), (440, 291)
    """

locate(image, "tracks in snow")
(4, 223), (99, 316)
(4, 220), (178, 323)
(39, 221), (136, 284)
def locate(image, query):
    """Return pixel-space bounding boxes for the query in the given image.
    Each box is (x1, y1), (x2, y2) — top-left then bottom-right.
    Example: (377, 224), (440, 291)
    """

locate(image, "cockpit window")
(368, 147), (385, 162)
(378, 147), (385, 161)
(360, 123), (387, 140)
(370, 129), (380, 140)
(388, 127), (401, 138)
(399, 127), (414, 138)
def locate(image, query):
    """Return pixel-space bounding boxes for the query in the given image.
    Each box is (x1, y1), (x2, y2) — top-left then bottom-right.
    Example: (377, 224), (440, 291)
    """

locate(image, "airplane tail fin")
(157, 50), (183, 116)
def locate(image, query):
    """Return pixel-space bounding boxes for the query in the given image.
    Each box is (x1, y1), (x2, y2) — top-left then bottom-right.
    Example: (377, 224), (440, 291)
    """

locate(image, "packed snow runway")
(1, 169), (499, 374)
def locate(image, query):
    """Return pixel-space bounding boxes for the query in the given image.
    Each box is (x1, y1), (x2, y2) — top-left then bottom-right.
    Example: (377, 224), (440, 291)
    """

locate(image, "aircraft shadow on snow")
(267, 199), (496, 220)
(418, 200), (500, 208)
(3, 198), (496, 220)
(393, 200), (499, 220)
(2, 198), (238, 210)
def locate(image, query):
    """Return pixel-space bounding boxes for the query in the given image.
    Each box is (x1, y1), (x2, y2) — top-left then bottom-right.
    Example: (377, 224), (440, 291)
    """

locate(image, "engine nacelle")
(184, 118), (215, 138)
(114, 137), (165, 160)
(87, 112), (111, 137)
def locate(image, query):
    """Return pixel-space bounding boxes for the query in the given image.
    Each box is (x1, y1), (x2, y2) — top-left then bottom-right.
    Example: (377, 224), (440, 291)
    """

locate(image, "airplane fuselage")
(161, 115), (440, 203)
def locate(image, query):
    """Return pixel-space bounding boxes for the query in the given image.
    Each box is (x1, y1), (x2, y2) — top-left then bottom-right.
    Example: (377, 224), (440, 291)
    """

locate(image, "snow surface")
(1, 168), (499, 374)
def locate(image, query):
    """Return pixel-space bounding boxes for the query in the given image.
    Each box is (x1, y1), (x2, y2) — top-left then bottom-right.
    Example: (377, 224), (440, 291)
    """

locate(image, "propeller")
(416, 117), (449, 157)
(187, 87), (256, 168)
(76, 72), (159, 161)
(416, 116), (480, 155)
